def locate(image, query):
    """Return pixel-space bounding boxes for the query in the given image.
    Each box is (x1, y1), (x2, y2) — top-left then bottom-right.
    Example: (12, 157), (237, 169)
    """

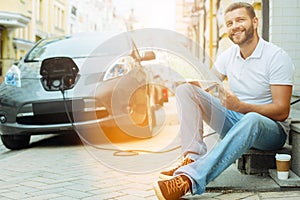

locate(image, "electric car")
(0, 32), (168, 150)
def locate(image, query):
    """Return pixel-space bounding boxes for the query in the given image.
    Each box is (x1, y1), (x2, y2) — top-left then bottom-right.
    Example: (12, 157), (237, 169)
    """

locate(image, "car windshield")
(24, 34), (109, 62)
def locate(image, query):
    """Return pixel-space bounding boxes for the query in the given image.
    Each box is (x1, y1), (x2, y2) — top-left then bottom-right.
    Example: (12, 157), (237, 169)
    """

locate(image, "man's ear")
(253, 17), (259, 30)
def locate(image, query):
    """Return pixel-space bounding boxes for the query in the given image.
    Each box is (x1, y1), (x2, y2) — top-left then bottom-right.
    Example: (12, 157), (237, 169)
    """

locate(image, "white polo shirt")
(214, 38), (294, 133)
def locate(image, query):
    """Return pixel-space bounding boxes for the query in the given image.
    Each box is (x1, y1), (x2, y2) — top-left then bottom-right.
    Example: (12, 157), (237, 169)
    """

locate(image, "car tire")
(128, 89), (157, 138)
(141, 103), (156, 132)
(158, 98), (164, 107)
(141, 91), (158, 135)
(154, 89), (164, 107)
(1, 135), (31, 150)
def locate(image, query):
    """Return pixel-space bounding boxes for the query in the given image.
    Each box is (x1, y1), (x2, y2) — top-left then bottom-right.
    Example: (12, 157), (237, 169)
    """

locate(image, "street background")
(1, 0), (300, 199)
(1, 97), (300, 199)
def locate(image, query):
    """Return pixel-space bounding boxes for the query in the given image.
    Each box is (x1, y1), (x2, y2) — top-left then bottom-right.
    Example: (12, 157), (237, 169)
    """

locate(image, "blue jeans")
(174, 84), (287, 194)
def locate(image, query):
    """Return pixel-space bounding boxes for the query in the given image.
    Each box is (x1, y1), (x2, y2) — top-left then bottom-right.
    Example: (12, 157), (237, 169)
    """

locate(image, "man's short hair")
(225, 2), (256, 18)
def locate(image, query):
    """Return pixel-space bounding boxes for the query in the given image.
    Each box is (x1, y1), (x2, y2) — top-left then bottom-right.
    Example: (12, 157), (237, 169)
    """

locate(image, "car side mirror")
(141, 51), (156, 61)
(40, 57), (79, 92)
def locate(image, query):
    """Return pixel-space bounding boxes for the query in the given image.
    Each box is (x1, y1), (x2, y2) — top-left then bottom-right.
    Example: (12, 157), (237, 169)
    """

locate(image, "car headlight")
(103, 62), (131, 81)
(103, 55), (136, 81)
(4, 64), (21, 87)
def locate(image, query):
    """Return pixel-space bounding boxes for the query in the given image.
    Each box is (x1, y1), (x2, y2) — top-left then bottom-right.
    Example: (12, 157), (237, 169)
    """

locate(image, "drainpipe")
(209, 0), (213, 67)
(262, 0), (269, 41)
(2, 28), (16, 76)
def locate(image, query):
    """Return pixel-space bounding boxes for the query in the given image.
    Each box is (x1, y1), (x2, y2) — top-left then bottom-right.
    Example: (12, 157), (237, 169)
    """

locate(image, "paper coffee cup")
(275, 154), (291, 180)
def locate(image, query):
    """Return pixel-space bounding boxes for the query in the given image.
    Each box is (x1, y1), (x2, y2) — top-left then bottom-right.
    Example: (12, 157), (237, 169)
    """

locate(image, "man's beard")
(229, 25), (254, 45)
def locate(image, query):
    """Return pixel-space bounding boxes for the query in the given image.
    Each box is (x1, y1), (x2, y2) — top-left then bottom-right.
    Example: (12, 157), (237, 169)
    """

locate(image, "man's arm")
(212, 67), (226, 81)
(188, 68), (226, 91)
(219, 85), (292, 122)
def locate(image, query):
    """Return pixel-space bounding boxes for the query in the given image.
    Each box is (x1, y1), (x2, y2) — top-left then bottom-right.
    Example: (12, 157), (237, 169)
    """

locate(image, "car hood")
(19, 31), (137, 79)
(19, 55), (116, 79)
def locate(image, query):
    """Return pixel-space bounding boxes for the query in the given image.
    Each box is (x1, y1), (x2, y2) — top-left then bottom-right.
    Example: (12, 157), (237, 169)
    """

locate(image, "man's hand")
(188, 81), (219, 92)
(218, 85), (292, 122)
(219, 87), (241, 111)
(188, 81), (201, 87)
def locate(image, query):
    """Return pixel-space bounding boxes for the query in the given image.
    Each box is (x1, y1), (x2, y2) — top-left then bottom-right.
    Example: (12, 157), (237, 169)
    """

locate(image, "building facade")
(68, 0), (120, 34)
(0, 0), (117, 80)
(268, 0), (300, 92)
(0, 0), (31, 79)
(1, 0), (299, 93)
(175, 0), (262, 65)
(176, 0), (300, 94)
(0, 0), (69, 79)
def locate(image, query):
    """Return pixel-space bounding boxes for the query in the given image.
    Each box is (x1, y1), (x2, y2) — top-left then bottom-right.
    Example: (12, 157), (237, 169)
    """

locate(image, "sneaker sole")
(153, 182), (167, 200)
(158, 173), (174, 180)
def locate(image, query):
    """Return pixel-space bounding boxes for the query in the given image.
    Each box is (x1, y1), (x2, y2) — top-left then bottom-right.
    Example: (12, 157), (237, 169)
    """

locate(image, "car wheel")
(158, 98), (164, 107)
(128, 85), (157, 137)
(1, 135), (31, 150)
(154, 88), (164, 107)
(140, 93), (156, 131)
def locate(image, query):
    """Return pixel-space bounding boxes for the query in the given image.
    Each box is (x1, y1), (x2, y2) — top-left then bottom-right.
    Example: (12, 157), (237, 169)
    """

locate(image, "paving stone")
(10, 185), (40, 194)
(23, 193), (62, 200)
(82, 191), (125, 200)
(116, 195), (152, 200)
(207, 164), (280, 191)
(56, 189), (93, 199)
(50, 197), (75, 200)
(214, 192), (260, 200)
(259, 191), (300, 199)
(122, 188), (155, 198)
(183, 192), (223, 199)
(0, 191), (32, 199)
(269, 169), (300, 187)
(28, 187), (67, 196)
(1, 131), (300, 199)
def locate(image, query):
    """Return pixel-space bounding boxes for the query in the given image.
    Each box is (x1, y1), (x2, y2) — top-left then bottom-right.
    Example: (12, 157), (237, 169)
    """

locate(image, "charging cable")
(60, 79), (216, 156)
(291, 98), (300, 105)
(60, 82), (183, 156)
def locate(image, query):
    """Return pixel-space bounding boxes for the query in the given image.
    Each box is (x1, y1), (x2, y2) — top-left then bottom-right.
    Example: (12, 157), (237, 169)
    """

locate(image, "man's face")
(224, 8), (257, 46)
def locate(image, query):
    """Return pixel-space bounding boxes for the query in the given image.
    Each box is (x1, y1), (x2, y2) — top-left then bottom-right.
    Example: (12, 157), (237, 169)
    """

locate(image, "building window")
(183, 0), (194, 17)
(0, 26), (3, 76)
(71, 6), (77, 16)
(36, 0), (43, 22)
(54, 5), (64, 29)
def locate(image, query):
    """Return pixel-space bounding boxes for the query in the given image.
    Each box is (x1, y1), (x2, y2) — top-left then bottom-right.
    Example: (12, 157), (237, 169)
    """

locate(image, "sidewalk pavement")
(0, 136), (300, 200)
(1, 97), (300, 199)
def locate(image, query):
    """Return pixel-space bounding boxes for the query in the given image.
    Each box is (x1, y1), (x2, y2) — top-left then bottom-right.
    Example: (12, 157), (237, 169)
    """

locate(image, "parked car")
(141, 64), (168, 107)
(0, 32), (167, 149)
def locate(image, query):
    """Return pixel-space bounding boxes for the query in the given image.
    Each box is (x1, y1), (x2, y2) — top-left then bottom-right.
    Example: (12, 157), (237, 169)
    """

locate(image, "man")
(153, 2), (294, 199)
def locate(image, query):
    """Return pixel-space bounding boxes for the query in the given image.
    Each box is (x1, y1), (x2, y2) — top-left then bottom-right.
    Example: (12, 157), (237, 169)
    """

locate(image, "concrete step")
(237, 145), (292, 175)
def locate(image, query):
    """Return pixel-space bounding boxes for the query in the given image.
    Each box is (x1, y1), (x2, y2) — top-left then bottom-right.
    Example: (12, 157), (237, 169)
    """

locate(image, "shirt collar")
(235, 37), (264, 59)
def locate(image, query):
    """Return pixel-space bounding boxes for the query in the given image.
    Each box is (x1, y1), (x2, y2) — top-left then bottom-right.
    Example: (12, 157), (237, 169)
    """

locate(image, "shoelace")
(164, 176), (190, 196)
(181, 158), (193, 166)
(169, 158), (193, 174)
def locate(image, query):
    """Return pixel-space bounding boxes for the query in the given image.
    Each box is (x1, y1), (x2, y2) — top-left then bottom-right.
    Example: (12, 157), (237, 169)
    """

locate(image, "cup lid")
(275, 153), (291, 160)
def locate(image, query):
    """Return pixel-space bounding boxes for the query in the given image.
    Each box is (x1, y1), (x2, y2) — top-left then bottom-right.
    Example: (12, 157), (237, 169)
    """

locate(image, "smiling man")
(153, 2), (294, 199)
